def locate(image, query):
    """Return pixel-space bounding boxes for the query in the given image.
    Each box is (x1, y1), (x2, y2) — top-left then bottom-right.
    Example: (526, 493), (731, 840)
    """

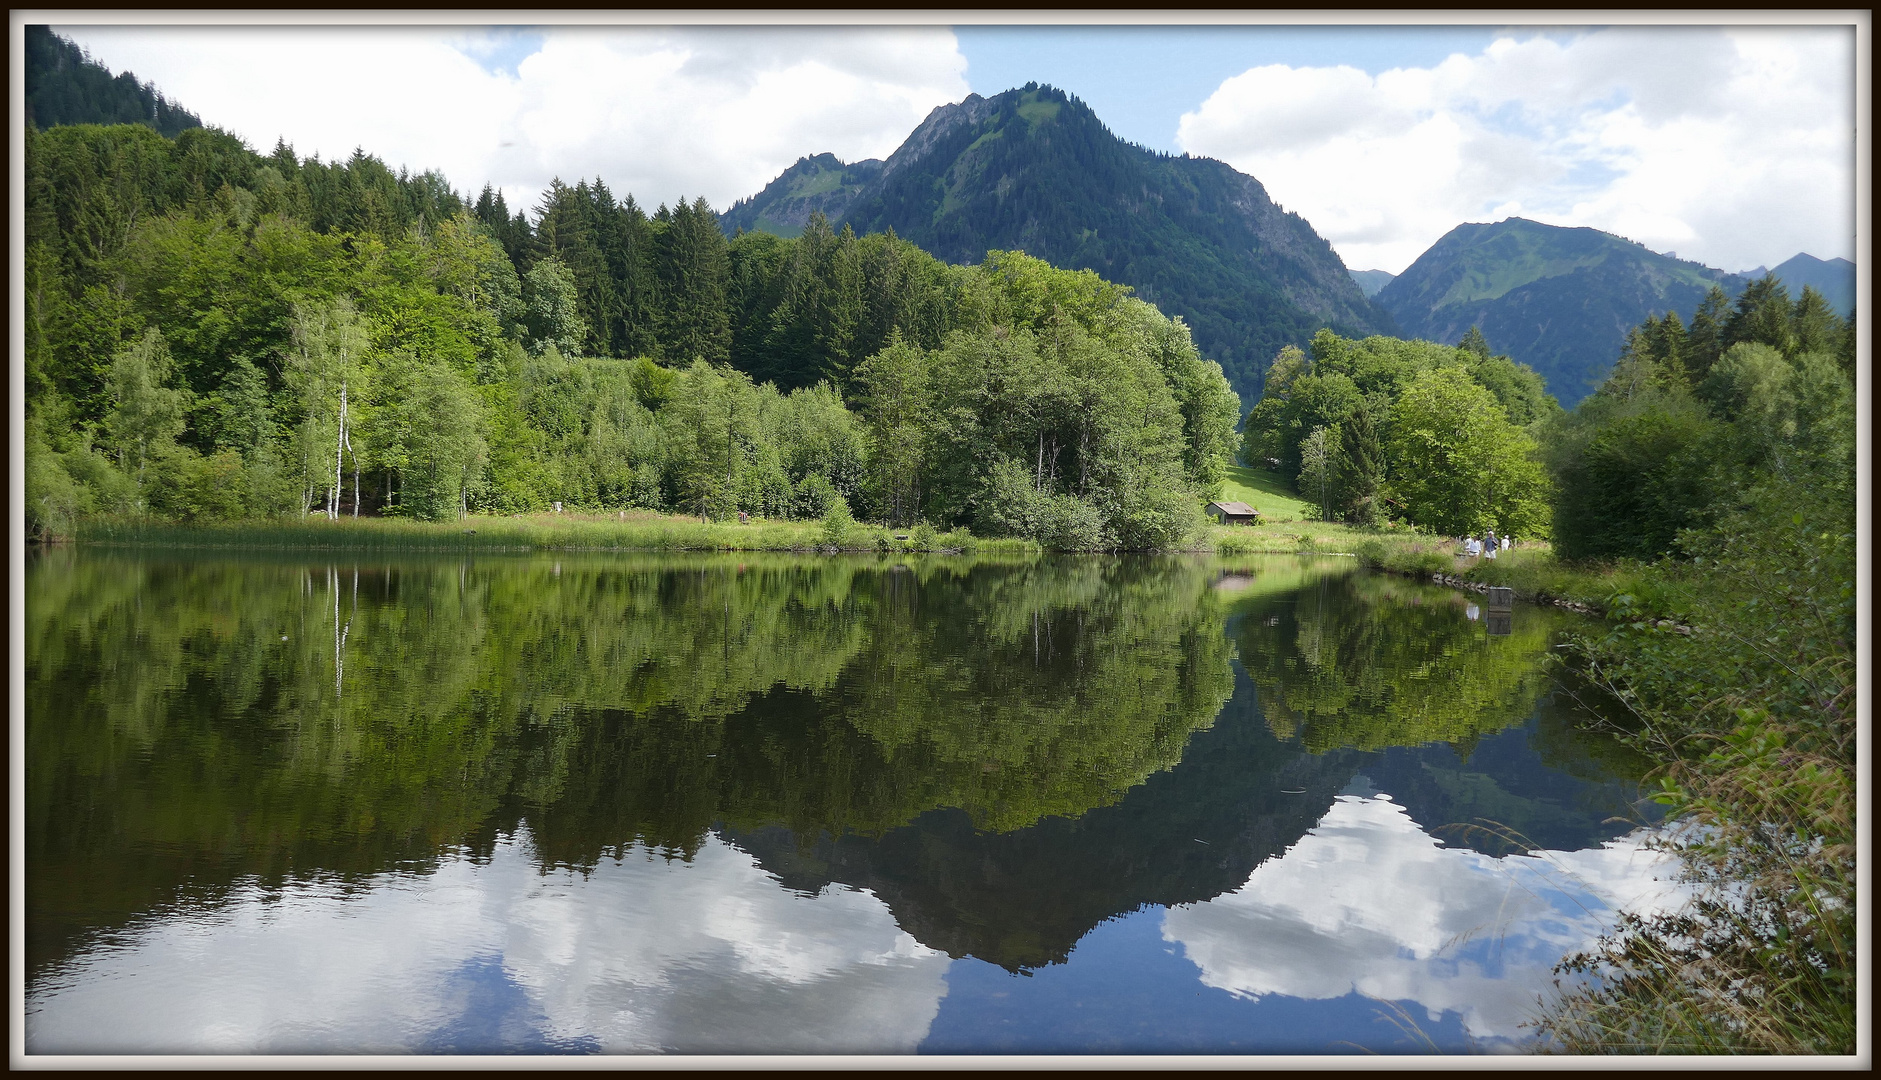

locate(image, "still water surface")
(25, 549), (1680, 1055)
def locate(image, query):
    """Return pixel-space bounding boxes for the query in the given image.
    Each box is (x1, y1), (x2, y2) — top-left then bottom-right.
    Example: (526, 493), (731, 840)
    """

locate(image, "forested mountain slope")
(720, 154), (883, 239)
(1376, 218), (1745, 407)
(725, 84), (1397, 405)
(25, 26), (203, 136)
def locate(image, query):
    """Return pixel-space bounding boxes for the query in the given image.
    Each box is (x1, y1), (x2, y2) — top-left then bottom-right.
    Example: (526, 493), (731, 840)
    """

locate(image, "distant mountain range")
(1375, 218), (1751, 406)
(724, 84), (1396, 405)
(1347, 269), (1396, 298)
(1751, 253), (1856, 317)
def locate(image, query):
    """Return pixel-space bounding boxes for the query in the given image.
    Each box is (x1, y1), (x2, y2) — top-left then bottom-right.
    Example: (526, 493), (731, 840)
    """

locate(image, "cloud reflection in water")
(1161, 794), (1686, 1048)
(25, 830), (950, 1055)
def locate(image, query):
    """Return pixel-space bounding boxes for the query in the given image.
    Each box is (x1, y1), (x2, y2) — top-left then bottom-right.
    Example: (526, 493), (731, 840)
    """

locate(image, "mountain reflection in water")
(25, 549), (1671, 1054)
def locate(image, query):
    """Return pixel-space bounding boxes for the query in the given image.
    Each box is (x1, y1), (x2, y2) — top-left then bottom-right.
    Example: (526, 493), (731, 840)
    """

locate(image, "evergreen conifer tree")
(1790, 285), (1843, 358)
(1684, 286), (1729, 384)
(1724, 274), (1794, 355)
(1458, 325), (1492, 360)
(1334, 403), (1383, 523)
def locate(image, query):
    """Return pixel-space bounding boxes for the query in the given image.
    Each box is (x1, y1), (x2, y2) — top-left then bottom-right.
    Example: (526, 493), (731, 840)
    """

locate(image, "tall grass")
(74, 512), (1024, 555)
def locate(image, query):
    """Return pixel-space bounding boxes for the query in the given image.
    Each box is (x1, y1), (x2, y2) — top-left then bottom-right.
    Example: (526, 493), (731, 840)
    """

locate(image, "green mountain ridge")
(1376, 218), (1747, 406)
(722, 84), (1397, 407)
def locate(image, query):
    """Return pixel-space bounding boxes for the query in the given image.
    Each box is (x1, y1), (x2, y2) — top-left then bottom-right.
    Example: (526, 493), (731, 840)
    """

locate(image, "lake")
(23, 548), (1682, 1056)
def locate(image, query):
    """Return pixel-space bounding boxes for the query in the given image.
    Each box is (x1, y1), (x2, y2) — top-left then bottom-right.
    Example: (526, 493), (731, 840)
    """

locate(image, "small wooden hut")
(1205, 500), (1262, 526)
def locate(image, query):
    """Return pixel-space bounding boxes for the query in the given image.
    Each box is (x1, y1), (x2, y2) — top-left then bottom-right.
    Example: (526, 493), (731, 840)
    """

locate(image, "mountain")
(723, 84), (1396, 405)
(25, 25), (202, 136)
(1376, 218), (1745, 406)
(721, 153), (882, 239)
(1347, 269), (1396, 297)
(1765, 253), (1856, 317)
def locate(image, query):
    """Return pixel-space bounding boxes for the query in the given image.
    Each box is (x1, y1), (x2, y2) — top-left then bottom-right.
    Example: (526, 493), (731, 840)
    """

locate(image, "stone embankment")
(1428, 571), (1694, 634)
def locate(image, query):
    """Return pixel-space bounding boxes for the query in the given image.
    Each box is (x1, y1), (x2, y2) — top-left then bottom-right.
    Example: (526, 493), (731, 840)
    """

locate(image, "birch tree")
(285, 299), (370, 518)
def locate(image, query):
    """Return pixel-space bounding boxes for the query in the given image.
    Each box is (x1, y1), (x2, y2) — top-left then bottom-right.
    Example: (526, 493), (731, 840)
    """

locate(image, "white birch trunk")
(330, 382), (348, 520)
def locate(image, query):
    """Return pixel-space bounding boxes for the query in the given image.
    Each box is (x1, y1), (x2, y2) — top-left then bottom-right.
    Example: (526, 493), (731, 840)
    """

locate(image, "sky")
(48, 20), (1859, 275)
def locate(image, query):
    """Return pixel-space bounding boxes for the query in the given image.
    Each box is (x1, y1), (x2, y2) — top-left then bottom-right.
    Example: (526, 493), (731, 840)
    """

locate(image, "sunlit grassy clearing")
(1217, 463), (1317, 522)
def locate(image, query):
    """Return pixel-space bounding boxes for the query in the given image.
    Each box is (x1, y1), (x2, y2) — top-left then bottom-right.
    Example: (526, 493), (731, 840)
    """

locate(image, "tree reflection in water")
(26, 548), (1653, 991)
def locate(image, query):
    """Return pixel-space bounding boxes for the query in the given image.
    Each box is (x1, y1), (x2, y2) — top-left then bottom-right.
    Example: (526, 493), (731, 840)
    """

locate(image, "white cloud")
(24, 831), (952, 1054)
(1177, 27), (1855, 273)
(53, 25), (970, 216)
(1161, 795), (1686, 1047)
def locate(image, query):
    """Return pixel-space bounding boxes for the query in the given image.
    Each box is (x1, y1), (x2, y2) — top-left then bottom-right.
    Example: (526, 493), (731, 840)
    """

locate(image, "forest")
(23, 121), (1239, 550)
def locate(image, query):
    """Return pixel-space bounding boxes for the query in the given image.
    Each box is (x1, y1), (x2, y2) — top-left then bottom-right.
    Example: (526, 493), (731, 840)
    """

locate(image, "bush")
(794, 472), (842, 521)
(1034, 493), (1109, 551)
(25, 436), (89, 540)
(147, 446), (249, 521)
(818, 494), (855, 548)
(1548, 392), (1722, 561)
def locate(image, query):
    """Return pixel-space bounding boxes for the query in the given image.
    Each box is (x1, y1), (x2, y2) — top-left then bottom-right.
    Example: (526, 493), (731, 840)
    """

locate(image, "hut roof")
(1206, 501), (1260, 517)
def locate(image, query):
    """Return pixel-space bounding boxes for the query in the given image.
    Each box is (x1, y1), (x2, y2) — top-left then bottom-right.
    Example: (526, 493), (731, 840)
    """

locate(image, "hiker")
(1485, 529), (1498, 560)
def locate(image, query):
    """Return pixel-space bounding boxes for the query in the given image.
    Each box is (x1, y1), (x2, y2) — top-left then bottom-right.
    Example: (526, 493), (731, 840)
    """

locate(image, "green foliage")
(1296, 424), (1338, 522)
(22, 120), (1236, 551)
(521, 256), (587, 357)
(103, 328), (189, 497)
(652, 197), (733, 364)
(1546, 288), (1853, 563)
(396, 364), (488, 520)
(818, 492), (856, 547)
(1544, 381), (1723, 561)
(1333, 405), (1384, 525)
(853, 330), (930, 526)
(1533, 275), (1855, 1055)
(1242, 327), (1554, 533)
(1387, 367), (1551, 537)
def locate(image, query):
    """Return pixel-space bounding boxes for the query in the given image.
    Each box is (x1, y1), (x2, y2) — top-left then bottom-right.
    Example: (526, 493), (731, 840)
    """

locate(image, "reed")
(73, 513), (1029, 555)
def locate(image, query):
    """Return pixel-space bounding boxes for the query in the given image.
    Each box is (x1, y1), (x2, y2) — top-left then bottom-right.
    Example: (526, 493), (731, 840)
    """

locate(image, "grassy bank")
(1205, 521), (1649, 613)
(74, 512), (1670, 620)
(73, 511), (1030, 555)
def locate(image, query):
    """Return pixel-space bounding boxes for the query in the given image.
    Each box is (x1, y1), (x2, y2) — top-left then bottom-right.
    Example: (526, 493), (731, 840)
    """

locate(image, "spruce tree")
(1334, 403), (1383, 524)
(1685, 286), (1729, 384)
(1646, 312), (1689, 386)
(1790, 285), (1843, 358)
(651, 197), (731, 365)
(1724, 274), (1794, 355)
(1458, 325), (1492, 360)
